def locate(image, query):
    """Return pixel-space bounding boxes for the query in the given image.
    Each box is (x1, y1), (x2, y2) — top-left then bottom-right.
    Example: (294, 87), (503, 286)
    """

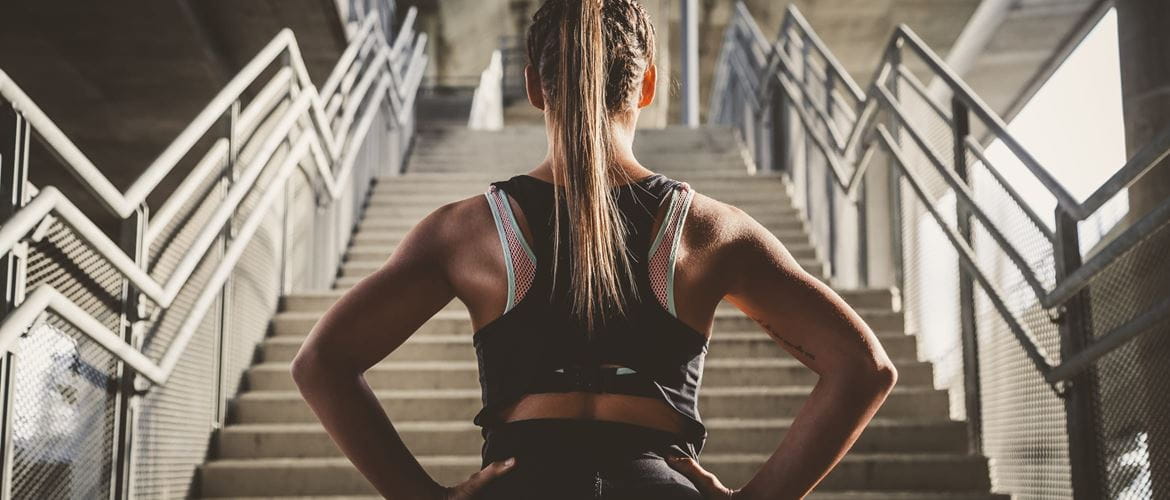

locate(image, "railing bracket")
(1047, 306), (1066, 325)
(29, 215), (55, 242)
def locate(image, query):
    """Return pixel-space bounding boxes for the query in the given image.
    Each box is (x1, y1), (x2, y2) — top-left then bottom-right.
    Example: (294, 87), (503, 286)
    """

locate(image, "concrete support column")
(679, 0), (699, 128)
(1118, 0), (1170, 216)
(1113, 2), (1170, 498)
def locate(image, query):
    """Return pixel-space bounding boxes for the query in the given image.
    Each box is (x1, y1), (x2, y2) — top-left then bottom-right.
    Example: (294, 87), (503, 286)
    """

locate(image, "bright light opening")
(982, 8), (1127, 254)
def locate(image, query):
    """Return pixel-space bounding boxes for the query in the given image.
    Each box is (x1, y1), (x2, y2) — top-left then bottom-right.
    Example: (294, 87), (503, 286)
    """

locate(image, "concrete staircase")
(196, 126), (1006, 499)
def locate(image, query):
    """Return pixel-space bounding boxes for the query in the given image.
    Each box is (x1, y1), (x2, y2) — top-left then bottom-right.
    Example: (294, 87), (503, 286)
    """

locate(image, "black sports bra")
(473, 173), (709, 460)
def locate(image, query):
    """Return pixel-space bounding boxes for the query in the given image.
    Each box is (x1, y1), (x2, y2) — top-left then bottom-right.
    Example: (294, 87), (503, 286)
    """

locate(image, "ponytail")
(527, 0), (657, 333)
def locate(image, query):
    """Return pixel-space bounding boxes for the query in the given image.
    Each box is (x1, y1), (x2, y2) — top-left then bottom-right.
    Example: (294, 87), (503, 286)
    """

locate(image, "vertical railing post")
(951, 96), (983, 455)
(771, 60), (792, 176)
(111, 205), (147, 500)
(824, 70), (837, 281)
(1053, 209), (1103, 500)
(280, 176), (294, 296)
(0, 103), (30, 500)
(799, 35), (816, 257)
(886, 38), (906, 297)
(213, 101), (241, 430)
(680, 0), (699, 128)
(280, 57), (297, 296)
(857, 175), (869, 287)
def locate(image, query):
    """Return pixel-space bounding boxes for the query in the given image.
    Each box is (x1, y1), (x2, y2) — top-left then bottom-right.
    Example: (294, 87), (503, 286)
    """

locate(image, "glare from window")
(982, 8), (1127, 254)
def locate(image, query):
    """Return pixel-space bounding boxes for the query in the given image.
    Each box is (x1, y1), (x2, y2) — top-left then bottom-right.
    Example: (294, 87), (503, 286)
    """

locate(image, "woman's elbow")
(870, 359), (898, 393)
(289, 349), (317, 389)
(841, 354), (899, 395)
(289, 347), (335, 390)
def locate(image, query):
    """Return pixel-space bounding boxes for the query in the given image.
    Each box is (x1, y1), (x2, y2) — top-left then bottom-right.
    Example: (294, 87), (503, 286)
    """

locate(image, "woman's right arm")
(290, 201), (515, 499)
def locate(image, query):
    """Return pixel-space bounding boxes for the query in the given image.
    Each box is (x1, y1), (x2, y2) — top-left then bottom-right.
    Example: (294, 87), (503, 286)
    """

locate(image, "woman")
(289, 0), (898, 498)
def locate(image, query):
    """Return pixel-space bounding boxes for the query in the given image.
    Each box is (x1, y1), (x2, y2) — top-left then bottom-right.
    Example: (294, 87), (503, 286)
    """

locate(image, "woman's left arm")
(667, 203), (899, 499)
(289, 202), (495, 499)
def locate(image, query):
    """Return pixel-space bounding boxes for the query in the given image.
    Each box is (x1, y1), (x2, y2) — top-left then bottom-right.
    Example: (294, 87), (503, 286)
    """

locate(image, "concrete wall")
(400, 0), (672, 128)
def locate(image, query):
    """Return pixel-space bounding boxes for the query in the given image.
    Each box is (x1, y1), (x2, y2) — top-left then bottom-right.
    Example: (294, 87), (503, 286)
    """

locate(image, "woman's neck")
(533, 115), (651, 184)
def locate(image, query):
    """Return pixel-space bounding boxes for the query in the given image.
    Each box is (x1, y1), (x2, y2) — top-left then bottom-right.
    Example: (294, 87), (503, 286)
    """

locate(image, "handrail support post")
(213, 101), (241, 430)
(886, 39), (906, 297)
(951, 96), (983, 455)
(1053, 208), (1104, 499)
(0, 103), (30, 500)
(111, 204), (147, 500)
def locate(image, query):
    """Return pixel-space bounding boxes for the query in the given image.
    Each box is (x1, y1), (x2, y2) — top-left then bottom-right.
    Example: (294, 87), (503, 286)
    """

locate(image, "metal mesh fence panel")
(131, 292), (221, 499)
(1084, 212), (1170, 499)
(132, 158), (229, 497)
(897, 175), (965, 419)
(224, 175), (284, 402)
(286, 171), (319, 291)
(975, 285), (1073, 499)
(13, 218), (123, 499)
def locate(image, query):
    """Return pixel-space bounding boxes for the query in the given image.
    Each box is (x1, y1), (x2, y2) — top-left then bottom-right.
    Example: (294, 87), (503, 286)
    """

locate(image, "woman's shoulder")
(679, 190), (753, 255)
(395, 190), (501, 257)
(680, 190), (786, 295)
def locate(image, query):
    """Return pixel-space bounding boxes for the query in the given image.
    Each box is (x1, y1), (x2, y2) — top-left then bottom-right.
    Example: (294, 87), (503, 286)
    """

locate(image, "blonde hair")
(526, 0), (657, 332)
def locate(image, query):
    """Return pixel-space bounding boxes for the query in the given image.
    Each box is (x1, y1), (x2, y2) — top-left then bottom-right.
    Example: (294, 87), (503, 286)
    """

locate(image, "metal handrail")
(0, 7), (428, 387)
(712, 1), (1170, 388)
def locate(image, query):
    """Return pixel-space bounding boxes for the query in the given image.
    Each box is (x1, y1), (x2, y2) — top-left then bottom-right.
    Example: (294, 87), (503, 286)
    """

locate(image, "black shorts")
(477, 418), (704, 500)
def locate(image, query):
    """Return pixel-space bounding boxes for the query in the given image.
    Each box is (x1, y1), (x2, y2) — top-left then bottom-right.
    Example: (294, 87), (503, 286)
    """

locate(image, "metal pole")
(0, 104), (30, 500)
(951, 97), (983, 455)
(772, 74), (792, 175)
(680, 0), (700, 128)
(111, 206), (147, 500)
(824, 72), (837, 281)
(1053, 208), (1104, 500)
(213, 101), (241, 429)
(887, 39), (906, 297)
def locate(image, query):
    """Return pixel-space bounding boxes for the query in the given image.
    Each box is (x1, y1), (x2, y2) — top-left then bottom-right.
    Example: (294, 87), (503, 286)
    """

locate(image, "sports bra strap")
(484, 185), (538, 312)
(647, 182), (695, 316)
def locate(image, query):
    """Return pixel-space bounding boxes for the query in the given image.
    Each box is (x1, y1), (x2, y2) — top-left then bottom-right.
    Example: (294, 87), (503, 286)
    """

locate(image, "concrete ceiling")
(662, 0), (1104, 125)
(664, 0), (982, 123)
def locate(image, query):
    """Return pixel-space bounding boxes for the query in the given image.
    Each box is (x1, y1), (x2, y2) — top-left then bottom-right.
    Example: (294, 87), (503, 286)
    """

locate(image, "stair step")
(259, 330), (919, 364)
(365, 182), (795, 200)
(231, 386), (948, 424)
(361, 196), (801, 216)
(348, 225), (813, 247)
(271, 309), (906, 339)
(335, 256), (821, 279)
(343, 241), (820, 263)
(207, 494), (1008, 500)
(279, 288), (892, 313)
(245, 356), (934, 391)
(198, 452), (991, 496)
(215, 417), (968, 459)
(374, 171), (788, 187)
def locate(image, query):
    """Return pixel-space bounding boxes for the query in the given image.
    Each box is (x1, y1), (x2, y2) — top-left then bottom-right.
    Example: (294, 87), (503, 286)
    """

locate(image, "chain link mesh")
(14, 220), (124, 499)
(1084, 213), (1170, 499)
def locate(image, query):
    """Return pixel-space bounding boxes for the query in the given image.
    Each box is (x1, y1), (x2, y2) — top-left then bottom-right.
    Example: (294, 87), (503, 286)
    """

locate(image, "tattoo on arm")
(747, 313), (816, 361)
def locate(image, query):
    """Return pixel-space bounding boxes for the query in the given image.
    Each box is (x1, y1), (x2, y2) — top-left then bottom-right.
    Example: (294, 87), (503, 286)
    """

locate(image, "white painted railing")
(0, 5), (427, 496)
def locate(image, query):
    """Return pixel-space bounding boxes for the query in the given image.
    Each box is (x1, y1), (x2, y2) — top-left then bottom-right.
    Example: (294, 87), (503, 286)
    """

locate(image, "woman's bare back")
(440, 177), (738, 434)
